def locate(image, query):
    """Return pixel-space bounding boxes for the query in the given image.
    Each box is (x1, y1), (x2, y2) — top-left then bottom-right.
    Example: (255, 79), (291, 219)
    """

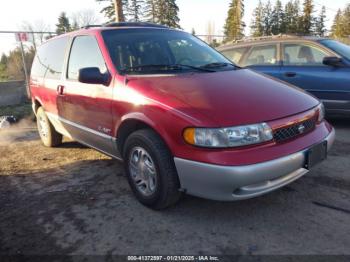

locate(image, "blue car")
(218, 36), (350, 116)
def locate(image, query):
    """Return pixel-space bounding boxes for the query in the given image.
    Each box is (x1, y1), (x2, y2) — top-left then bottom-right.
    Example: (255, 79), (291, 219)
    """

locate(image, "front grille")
(273, 117), (316, 143)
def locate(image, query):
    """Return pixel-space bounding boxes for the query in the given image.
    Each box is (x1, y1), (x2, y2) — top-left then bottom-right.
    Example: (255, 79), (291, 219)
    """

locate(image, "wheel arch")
(116, 114), (173, 157)
(32, 97), (44, 115)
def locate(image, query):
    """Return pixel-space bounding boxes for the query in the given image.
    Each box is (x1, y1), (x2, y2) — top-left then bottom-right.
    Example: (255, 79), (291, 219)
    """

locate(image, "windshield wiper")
(174, 64), (215, 72)
(200, 62), (241, 69)
(121, 64), (215, 74)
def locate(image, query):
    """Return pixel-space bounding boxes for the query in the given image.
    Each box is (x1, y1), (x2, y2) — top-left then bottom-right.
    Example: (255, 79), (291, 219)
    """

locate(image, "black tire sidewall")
(124, 135), (164, 206)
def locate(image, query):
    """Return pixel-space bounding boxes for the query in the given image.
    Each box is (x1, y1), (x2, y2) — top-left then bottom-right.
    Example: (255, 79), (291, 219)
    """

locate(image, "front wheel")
(123, 129), (181, 209)
(36, 107), (62, 147)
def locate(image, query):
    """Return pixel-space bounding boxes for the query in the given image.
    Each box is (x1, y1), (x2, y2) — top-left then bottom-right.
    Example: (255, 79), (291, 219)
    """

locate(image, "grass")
(0, 102), (33, 120)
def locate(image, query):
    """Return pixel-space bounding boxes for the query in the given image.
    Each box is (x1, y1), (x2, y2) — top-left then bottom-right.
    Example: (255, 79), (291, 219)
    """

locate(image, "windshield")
(320, 39), (350, 61)
(102, 28), (235, 74)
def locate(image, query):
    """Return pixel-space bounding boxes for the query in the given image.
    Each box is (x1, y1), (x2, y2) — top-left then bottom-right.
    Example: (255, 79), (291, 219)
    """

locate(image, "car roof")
(40, 22), (176, 46)
(218, 35), (329, 50)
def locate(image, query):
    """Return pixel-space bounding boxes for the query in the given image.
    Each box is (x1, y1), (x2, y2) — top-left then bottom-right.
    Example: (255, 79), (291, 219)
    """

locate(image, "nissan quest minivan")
(30, 22), (335, 209)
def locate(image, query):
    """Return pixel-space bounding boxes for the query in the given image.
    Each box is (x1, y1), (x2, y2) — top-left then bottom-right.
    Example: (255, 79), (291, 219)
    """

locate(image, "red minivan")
(30, 23), (335, 209)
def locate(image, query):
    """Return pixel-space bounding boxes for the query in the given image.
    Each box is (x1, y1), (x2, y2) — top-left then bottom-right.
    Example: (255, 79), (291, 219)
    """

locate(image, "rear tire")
(123, 129), (181, 209)
(36, 107), (62, 147)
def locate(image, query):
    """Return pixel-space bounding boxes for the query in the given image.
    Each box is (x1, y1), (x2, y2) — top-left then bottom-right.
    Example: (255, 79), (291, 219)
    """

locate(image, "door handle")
(57, 85), (65, 95)
(284, 72), (297, 78)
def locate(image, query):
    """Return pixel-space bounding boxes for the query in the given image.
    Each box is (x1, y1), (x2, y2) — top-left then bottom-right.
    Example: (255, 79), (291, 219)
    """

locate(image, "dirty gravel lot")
(0, 118), (349, 257)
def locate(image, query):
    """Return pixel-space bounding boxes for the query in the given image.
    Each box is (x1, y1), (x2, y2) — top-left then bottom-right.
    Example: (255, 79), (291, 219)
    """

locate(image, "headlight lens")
(183, 123), (273, 148)
(317, 103), (325, 123)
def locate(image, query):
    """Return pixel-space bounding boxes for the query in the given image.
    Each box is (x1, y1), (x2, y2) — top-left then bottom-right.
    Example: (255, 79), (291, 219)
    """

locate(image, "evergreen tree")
(0, 53), (8, 81)
(284, 0), (300, 34)
(331, 9), (343, 37)
(1, 53), (7, 65)
(126, 0), (144, 21)
(96, 0), (128, 22)
(224, 0), (245, 41)
(191, 28), (196, 35)
(165, 0), (181, 28)
(300, 0), (314, 35)
(250, 0), (264, 37)
(271, 0), (285, 34)
(144, 0), (157, 23)
(342, 4), (350, 37)
(56, 12), (71, 34)
(263, 0), (273, 36)
(315, 6), (326, 36)
(156, 0), (181, 28)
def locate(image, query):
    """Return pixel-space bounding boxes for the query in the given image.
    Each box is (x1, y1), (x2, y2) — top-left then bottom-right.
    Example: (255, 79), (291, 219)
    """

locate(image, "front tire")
(123, 129), (181, 209)
(36, 107), (62, 147)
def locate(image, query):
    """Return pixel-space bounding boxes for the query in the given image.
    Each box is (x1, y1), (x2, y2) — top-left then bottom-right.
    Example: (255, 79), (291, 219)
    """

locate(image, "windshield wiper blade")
(121, 64), (172, 73)
(200, 62), (240, 69)
(122, 64), (215, 73)
(174, 64), (215, 72)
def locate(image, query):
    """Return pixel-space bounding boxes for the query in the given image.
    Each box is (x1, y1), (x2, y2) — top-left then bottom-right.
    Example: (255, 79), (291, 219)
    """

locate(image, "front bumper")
(174, 128), (335, 201)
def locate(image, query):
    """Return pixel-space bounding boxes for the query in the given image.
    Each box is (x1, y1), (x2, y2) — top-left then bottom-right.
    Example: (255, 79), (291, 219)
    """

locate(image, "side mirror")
(78, 67), (110, 86)
(323, 56), (343, 67)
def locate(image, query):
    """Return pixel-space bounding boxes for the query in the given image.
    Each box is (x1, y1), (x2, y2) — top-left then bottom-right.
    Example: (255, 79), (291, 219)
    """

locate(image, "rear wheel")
(36, 107), (62, 147)
(123, 129), (181, 209)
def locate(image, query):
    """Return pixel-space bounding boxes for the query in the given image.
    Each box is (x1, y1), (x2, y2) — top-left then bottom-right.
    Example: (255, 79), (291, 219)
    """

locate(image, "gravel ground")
(0, 118), (349, 257)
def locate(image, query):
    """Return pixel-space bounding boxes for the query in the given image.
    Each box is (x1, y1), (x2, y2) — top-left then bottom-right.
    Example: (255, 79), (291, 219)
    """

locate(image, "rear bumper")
(174, 128), (335, 201)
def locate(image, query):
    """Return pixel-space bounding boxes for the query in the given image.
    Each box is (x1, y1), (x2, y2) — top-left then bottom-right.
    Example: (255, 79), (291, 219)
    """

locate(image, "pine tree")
(0, 53), (7, 80)
(155, 0), (181, 28)
(250, 0), (264, 37)
(0, 54), (7, 65)
(126, 0), (144, 21)
(342, 4), (350, 37)
(284, 0), (300, 34)
(300, 0), (314, 35)
(331, 9), (343, 37)
(191, 28), (196, 35)
(224, 0), (245, 41)
(271, 0), (285, 34)
(263, 0), (273, 36)
(144, 0), (157, 23)
(56, 12), (72, 34)
(165, 0), (181, 28)
(96, 0), (128, 22)
(315, 6), (326, 36)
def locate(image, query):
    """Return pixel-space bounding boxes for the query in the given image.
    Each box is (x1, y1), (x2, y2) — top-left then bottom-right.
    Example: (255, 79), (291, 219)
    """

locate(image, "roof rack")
(81, 25), (102, 29)
(103, 22), (169, 29)
(222, 34), (322, 46)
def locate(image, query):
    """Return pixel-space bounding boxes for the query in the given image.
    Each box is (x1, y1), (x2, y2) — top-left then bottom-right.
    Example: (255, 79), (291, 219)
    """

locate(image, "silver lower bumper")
(174, 129), (335, 201)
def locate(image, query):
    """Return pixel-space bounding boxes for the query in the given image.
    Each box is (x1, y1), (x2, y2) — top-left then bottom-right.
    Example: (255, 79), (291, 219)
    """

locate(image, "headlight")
(317, 103), (325, 123)
(183, 123), (273, 148)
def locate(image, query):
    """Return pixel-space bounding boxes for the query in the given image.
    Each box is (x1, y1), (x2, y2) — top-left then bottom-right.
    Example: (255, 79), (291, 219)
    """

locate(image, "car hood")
(125, 69), (319, 127)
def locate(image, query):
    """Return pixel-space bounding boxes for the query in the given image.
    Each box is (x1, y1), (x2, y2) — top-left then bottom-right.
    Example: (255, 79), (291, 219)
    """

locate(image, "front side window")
(243, 45), (277, 67)
(283, 43), (328, 66)
(67, 35), (107, 80)
(102, 29), (234, 74)
(221, 47), (247, 65)
(31, 36), (69, 79)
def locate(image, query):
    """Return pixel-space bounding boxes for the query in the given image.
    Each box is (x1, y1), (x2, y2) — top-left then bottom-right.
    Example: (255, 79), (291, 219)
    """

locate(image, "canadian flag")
(15, 32), (33, 42)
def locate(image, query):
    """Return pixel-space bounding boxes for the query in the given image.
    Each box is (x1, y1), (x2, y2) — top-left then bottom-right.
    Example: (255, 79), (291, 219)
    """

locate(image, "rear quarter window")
(31, 36), (69, 79)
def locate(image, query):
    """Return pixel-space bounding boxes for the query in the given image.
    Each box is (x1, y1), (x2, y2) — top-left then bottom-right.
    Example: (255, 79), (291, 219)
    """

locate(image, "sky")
(0, 0), (349, 54)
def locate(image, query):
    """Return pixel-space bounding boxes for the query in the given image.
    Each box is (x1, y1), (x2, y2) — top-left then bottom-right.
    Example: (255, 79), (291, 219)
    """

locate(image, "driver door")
(58, 35), (115, 155)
